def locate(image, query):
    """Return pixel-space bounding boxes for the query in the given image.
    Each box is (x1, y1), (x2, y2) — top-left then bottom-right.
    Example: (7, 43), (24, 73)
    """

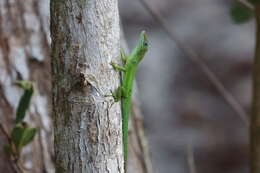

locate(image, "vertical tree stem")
(251, 5), (260, 173)
(50, 0), (123, 172)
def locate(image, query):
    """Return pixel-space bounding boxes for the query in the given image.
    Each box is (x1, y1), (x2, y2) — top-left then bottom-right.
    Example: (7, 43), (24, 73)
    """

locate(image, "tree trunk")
(251, 4), (260, 173)
(0, 0), (54, 172)
(50, 0), (124, 172)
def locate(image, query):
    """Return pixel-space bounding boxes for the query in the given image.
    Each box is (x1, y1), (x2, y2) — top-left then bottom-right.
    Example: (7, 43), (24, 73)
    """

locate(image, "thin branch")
(238, 0), (254, 10)
(0, 123), (24, 173)
(14, 159), (24, 173)
(138, 0), (249, 126)
(250, 4), (260, 173)
(186, 143), (197, 173)
(131, 99), (153, 173)
(0, 123), (11, 143)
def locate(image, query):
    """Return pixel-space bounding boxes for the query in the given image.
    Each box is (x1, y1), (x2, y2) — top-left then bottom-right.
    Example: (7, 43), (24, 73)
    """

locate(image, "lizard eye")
(144, 42), (148, 47)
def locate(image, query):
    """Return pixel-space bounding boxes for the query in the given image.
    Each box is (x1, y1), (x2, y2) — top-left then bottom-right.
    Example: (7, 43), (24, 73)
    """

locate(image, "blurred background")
(0, 0), (253, 172)
(120, 0), (252, 172)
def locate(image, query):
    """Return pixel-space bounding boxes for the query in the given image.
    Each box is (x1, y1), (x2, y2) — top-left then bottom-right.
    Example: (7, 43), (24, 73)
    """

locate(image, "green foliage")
(11, 126), (26, 148)
(4, 144), (13, 156)
(230, 2), (254, 24)
(2, 80), (37, 163)
(19, 127), (37, 147)
(248, 0), (260, 5)
(15, 80), (34, 124)
(11, 125), (37, 149)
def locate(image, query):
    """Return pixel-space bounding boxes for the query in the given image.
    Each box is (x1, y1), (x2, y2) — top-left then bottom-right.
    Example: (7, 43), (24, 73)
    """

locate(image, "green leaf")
(247, 0), (260, 5)
(11, 126), (37, 149)
(230, 3), (254, 24)
(11, 126), (25, 147)
(19, 128), (37, 147)
(15, 80), (32, 90)
(15, 81), (33, 124)
(4, 144), (13, 156)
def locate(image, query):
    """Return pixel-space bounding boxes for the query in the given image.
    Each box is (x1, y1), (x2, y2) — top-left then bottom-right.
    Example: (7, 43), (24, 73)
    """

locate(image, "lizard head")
(131, 31), (148, 64)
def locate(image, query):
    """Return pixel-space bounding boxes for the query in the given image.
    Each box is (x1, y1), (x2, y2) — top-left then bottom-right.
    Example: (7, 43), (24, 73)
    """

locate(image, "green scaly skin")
(111, 31), (148, 172)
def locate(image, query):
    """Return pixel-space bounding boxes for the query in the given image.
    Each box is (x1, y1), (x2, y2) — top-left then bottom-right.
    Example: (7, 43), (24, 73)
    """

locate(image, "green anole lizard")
(111, 31), (148, 172)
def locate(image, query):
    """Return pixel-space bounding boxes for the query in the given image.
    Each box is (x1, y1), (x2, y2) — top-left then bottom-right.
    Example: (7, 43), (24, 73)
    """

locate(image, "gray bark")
(50, 0), (123, 172)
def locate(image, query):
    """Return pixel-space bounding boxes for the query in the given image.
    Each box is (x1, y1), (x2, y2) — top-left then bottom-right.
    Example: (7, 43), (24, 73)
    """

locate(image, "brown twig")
(14, 159), (24, 173)
(138, 0), (249, 126)
(131, 99), (153, 173)
(250, 4), (260, 173)
(186, 143), (197, 173)
(0, 123), (24, 173)
(0, 123), (11, 143)
(238, 0), (254, 10)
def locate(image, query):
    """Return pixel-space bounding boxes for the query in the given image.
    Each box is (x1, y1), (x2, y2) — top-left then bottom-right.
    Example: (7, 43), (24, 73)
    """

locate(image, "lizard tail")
(122, 98), (130, 172)
(123, 112), (128, 172)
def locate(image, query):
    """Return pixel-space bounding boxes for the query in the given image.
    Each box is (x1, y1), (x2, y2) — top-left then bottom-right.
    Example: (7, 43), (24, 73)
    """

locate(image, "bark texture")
(50, 0), (123, 172)
(251, 5), (260, 173)
(0, 0), (54, 172)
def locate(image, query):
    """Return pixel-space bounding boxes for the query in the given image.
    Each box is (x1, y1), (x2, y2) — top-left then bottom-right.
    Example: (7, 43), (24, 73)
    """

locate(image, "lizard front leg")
(110, 62), (126, 72)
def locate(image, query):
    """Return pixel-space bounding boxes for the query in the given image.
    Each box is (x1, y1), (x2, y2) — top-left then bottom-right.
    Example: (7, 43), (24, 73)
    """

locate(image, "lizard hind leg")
(104, 87), (123, 109)
(111, 88), (121, 102)
(111, 86), (126, 102)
